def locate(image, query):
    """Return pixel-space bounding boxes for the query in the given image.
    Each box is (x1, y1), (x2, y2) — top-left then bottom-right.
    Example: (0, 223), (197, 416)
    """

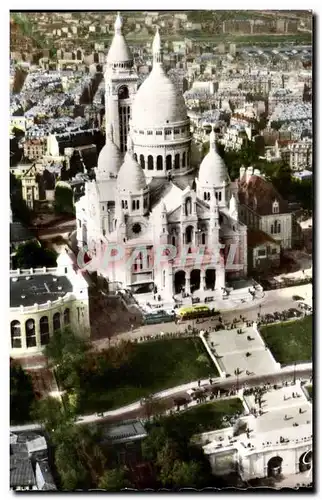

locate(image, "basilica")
(76, 13), (248, 298)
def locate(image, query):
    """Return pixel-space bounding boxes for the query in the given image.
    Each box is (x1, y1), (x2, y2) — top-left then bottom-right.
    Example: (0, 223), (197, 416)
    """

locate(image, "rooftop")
(247, 229), (278, 248)
(203, 383), (312, 457)
(10, 273), (73, 307)
(103, 420), (147, 444)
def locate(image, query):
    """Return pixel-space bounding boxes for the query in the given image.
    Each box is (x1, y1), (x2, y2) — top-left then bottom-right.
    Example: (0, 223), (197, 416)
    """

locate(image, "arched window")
(185, 198), (192, 216)
(182, 152), (186, 168)
(122, 200), (125, 209)
(187, 150), (190, 167)
(143, 197), (147, 209)
(140, 155), (145, 169)
(157, 155), (163, 171)
(172, 235), (176, 247)
(202, 233), (206, 245)
(77, 49), (82, 60)
(207, 192), (210, 201)
(125, 200), (128, 209)
(25, 319), (36, 348)
(204, 192), (207, 201)
(11, 321), (21, 348)
(53, 312), (61, 332)
(40, 316), (50, 345)
(215, 192), (218, 199)
(132, 200), (136, 210)
(271, 224), (274, 234)
(218, 192), (222, 201)
(64, 308), (70, 326)
(148, 155), (154, 170)
(166, 155), (172, 170)
(273, 220), (281, 234)
(186, 226), (193, 244)
(133, 153), (138, 162)
(174, 153), (180, 169)
(118, 85), (129, 99)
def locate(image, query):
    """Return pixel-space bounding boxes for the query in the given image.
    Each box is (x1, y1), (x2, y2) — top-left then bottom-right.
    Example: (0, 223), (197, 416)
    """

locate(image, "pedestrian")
(198, 380), (201, 388)
(131, 324), (134, 332)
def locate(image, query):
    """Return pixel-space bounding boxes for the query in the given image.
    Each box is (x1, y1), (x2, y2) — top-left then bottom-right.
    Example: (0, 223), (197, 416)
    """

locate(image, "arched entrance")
(267, 456), (283, 477)
(299, 451), (312, 473)
(205, 269), (216, 290)
(174, 270), (185, 294)
(190, 269), (201, 293)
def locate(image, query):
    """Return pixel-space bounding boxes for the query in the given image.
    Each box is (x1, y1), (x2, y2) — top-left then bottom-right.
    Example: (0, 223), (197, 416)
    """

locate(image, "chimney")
(239, 167), (246, 180)
(246, 167), (253, 183)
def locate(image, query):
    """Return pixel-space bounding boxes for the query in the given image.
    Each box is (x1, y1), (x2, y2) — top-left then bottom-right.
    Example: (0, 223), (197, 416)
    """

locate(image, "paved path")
(10, 363), (312, 432)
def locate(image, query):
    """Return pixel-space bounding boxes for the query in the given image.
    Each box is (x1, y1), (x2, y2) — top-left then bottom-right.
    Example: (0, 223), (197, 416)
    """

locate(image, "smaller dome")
(198, 147), (229, 187)
(117, 152), (147, 193)
(96, 135), (122, 178)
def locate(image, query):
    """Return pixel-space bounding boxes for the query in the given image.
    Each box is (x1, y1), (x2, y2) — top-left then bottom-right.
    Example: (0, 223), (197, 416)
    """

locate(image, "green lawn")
(260, 316), (312, 365)
(76, 338), (218, 414)
(170, 398), (244, 436)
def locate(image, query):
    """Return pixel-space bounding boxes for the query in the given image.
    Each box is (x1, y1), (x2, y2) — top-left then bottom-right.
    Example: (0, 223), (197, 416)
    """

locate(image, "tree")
(141, 425), (169, 462)
(10, 361), (35, 424)
(157, 439), (180, 487)
(98, 468), (132, 491)
(54, 183), (74, 215)
(171, 459), (205, 489)
(12, 240), (57, 269)
(31, 396), (72, 434)
(45, 327), (89, 396)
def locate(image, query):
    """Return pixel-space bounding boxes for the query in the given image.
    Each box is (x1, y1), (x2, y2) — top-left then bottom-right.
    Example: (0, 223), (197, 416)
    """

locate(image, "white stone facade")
(75, 16), (248, 298)
(10, 252), (90, 357)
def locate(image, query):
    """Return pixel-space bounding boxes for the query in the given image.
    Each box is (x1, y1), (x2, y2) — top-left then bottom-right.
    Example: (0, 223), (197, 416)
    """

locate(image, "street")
(93, 284), (312, 348)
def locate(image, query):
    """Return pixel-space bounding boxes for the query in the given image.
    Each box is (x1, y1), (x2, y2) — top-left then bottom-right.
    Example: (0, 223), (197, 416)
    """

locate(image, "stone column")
(168, 268), (174, 298)
(200, 270), (206, 291)
(20, 315), (27, 350)
(185, 275), (191, 295)
(34, 306), (41, 349)
(215, 265), (225, 290)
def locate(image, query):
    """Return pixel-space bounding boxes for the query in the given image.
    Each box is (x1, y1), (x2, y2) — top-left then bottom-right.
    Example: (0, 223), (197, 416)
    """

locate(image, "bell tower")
(104, 12), (138, 153)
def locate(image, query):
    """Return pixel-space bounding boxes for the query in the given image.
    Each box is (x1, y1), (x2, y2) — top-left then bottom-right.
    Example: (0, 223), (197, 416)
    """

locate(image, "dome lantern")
(114, 11), (123, 34)
(152, 27), (163, 65)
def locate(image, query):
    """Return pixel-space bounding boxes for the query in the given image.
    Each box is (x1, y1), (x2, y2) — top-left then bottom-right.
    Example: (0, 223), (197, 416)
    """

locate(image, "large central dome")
(132, 65), (187, 129)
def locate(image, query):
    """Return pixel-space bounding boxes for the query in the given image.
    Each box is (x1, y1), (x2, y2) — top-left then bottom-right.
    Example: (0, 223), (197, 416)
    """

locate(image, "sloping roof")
(247, 229), (279, 248)
(238, 174), (288, 216)
(36, 461), (57, 491)
(10, 456), (36, 488)
(103, 420), (147, 443)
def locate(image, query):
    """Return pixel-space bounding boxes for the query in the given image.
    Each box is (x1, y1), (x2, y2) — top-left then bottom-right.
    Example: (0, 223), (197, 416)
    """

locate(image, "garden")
(53, 334), (219, 414)
(166, 398), (244, 437)
(260, 316), (312, 365)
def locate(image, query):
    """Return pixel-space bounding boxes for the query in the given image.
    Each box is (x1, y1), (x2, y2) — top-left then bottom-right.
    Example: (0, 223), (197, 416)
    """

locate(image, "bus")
(143, 309), (176, 325)
(176, 305), (219, 321)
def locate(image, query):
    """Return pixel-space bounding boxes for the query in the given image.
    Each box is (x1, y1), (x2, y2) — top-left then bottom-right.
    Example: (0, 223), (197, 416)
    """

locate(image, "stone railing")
(10, 267), (58, 277)
(199, 331), (226, 378)
(10, 293), (75, 314)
